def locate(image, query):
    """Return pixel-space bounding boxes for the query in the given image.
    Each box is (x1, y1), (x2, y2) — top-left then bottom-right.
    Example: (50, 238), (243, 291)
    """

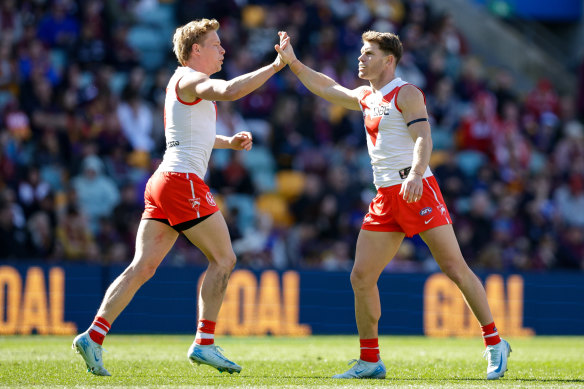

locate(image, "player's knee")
(350, 267), (371, 290)
(127, 262), (158, 283)
(140, 265), (158, 282)
(214, 251), (236, 273)
(441, 262), (465, 285)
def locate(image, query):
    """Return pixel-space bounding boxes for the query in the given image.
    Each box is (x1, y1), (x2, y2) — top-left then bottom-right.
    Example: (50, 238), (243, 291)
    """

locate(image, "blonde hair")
(172, 18), (220, 66)
(362, 31), (403, 65)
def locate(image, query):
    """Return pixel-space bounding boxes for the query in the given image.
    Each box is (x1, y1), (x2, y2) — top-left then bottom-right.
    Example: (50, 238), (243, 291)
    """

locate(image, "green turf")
(1, 335), (583, 387)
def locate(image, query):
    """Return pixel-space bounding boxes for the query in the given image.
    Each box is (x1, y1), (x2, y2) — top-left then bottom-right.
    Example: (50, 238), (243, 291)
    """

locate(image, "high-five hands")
(272, 31), (290, 71)
(275, 31), (296, 65)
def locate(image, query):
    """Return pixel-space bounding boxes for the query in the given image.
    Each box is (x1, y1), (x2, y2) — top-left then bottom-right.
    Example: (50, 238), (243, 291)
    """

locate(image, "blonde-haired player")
(73, 19), (288, 376)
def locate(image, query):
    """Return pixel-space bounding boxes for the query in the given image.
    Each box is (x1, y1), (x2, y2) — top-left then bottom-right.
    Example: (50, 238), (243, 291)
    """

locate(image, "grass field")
(1, 335), (583, 388)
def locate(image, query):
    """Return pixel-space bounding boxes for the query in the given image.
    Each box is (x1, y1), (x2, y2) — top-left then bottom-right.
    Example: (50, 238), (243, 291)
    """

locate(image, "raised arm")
(397, 85), (432, 203)
(276, 32), (362, 111)
(178, 36), (288, 102)
(180, 63), (281, 102)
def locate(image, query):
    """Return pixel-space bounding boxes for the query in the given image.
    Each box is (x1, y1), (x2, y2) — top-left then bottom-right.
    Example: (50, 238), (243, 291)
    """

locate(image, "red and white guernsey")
(157, 66), (217, 179)
(359, 77), (432, 188)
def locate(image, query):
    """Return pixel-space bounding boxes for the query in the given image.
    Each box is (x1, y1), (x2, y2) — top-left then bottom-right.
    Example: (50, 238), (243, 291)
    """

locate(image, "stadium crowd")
(0, 0), (583, 272)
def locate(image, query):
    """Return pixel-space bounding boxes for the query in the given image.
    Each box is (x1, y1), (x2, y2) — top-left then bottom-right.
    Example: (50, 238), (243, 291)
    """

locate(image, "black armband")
(406, 118), (428, 127)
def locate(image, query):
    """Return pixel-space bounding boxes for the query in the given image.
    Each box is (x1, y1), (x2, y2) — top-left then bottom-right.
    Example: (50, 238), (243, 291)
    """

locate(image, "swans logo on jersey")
(437, 204), (446, 215)
(419, 207), (432, 216)
(189, 197), (200, 213)
(206, 192), (216, 206)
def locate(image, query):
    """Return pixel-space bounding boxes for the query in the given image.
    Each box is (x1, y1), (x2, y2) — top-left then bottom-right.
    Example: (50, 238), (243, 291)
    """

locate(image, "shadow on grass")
(501, 379), (584, 383)
(113, 372), (584, 384)
(221, 376), (584, 383)
(385, 378), (584, 383)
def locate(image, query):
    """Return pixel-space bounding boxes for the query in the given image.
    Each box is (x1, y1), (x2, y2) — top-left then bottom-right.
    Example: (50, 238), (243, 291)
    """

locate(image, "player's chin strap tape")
(406, 118), (428, 127)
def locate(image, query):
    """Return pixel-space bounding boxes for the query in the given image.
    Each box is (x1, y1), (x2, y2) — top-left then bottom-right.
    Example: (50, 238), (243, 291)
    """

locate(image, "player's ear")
(192, 43), (200, 56)
(386, 54), (395, 68)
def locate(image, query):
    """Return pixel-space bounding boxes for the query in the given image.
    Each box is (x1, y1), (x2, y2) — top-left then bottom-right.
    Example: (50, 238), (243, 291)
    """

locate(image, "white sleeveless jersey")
(359, 77), (432, 189)
(156, 66), (216, 179)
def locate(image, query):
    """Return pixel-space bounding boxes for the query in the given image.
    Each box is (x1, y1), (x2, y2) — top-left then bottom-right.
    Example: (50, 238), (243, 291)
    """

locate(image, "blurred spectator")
(108, 25), (140, 71)
(36, 1), (79, 48)
(117, 88), (154, 152)
(0, 0), (23, 44)
(553, 121), (584, 173)
(27, 211), (56, 259)
(492, 101), (531, 183)
(396, 52), (426, 90)
(216, 101), (248, 138)
(423, 50), (446, 95)
(526, 79), (560, 119)
(433, 13), (468, 57)
(455, 56), (486, 102)
(426, 76), (461, 135)
(4, 99), (31, 142)
(457, 92), (497, 157)
(0, 40), (18, 99)
(0, 196), (28, 258)
(491, 69), (517, 117)
(556, 226), (584, 270)
(233, 212), (286, 269)
(55, 205), (98, 261)
(71, 155), (120, 233)
(111, 183), (142, 248)
(322, 240), (353, 271)
(74, 23), (107, 71)
(554, 174), (584, 228)
(19, 39), (60, 85)
(17, 165), (51, 217)
(466, 190), (494, 258)
(220, 152), (255, 195)
(95, 217), (128, 264)
(434, 152), (468, 204)
(384, 240), (421, 272)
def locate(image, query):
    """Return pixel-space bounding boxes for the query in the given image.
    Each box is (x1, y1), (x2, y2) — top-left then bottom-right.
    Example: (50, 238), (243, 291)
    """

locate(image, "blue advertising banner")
(473, 0), (582, 20)
(0, 264), (583, 336)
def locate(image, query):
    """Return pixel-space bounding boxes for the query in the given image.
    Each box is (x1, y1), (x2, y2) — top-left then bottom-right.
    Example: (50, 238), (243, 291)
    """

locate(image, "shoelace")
(210, 345), (232, 362)
(346, 359), (358, 367)
(213, 345), (225, 355)
(483, 346), (500, 367)
(94, 344), (107, 360)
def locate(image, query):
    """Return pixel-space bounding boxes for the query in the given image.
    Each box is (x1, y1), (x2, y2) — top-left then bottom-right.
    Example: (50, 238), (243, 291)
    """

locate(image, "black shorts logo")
(399, 167), (411, 179)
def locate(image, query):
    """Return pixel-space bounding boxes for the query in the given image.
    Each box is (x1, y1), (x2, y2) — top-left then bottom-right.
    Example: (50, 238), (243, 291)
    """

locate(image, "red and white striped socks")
(88, 316), (111, 345)
(481, 322), (501, 346)
(195, 319), (216, 346)
(360, 338), (380, 362)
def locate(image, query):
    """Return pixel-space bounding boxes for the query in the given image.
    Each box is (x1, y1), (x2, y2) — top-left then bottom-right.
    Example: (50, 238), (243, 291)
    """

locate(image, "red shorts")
(362, 176), (452, 237)
(142, 171), (219, 227)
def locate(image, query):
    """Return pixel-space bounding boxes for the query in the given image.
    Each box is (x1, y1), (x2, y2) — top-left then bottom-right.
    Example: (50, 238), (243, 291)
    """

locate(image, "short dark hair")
(362, 31), (403, 65)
